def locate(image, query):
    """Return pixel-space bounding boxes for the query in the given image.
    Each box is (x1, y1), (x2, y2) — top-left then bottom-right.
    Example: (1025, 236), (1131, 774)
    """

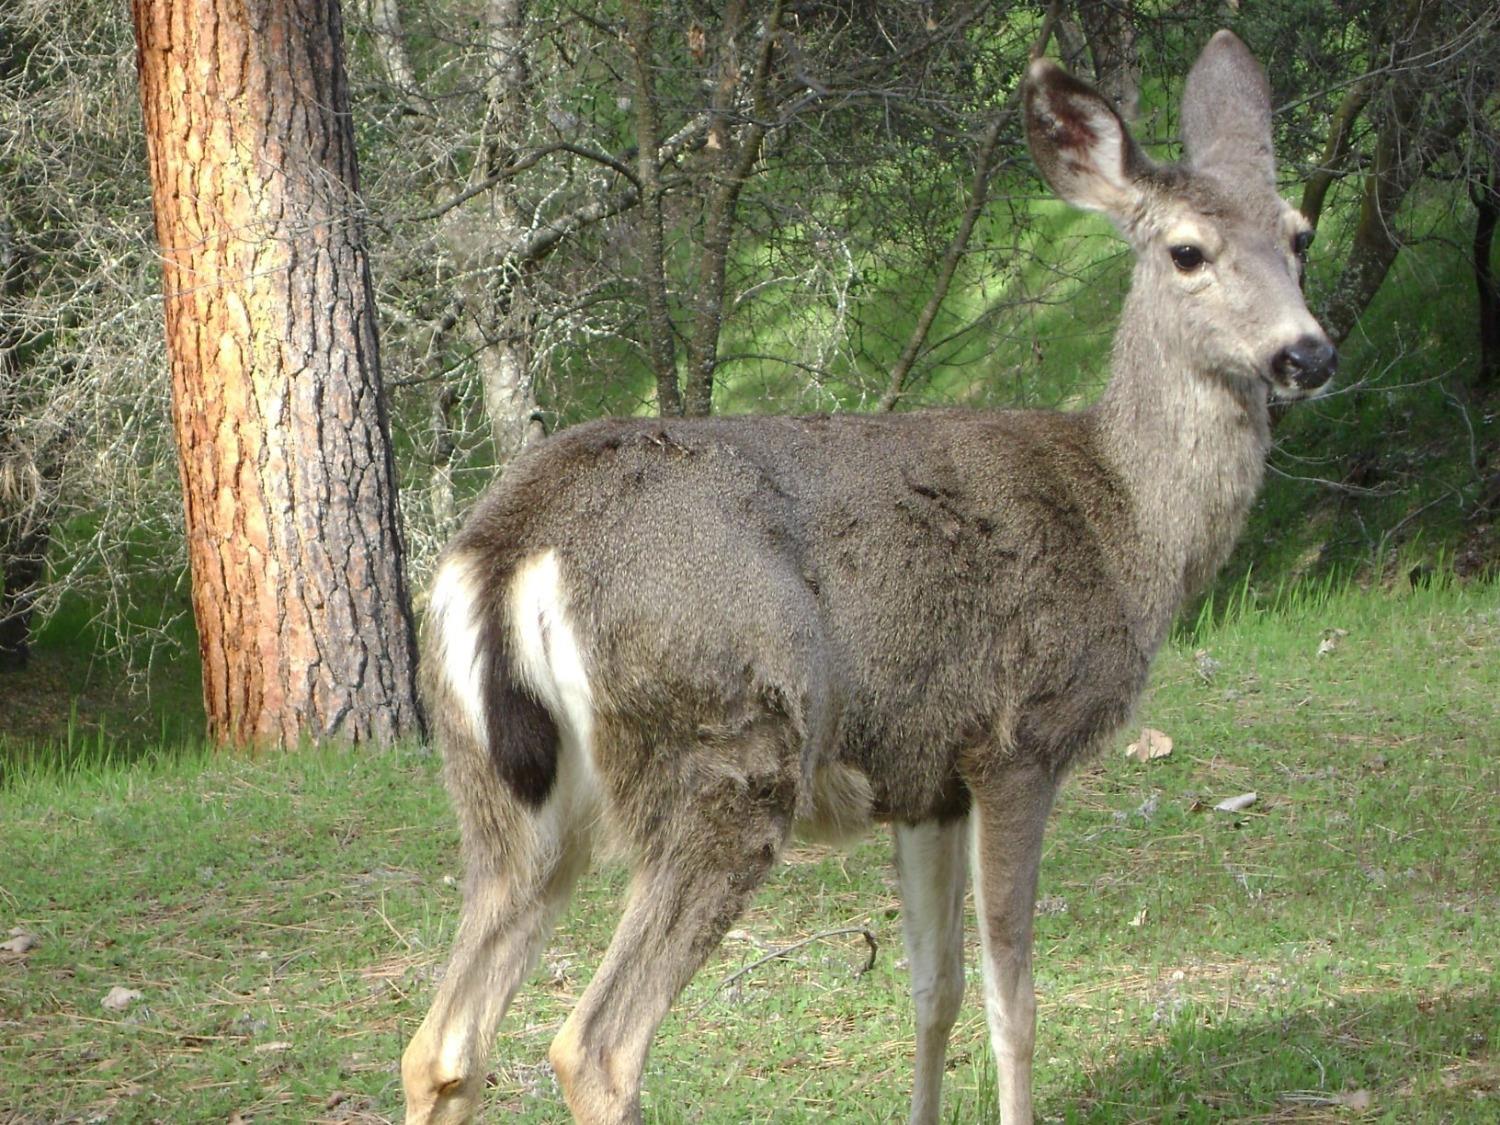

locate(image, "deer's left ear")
(1023, 57), (1150, 220)
(1180, 30), (1276, 188)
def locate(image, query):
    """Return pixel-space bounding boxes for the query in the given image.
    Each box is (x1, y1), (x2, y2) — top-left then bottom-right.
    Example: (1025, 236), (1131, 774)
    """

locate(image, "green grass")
(2, 578), (1496, 1122)
(0, 567), (205, 777)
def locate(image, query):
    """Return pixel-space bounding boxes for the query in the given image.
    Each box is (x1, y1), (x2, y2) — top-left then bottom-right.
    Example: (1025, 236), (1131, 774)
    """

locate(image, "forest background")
(0, 0), (1496, 750)
(1, 3), (1497, 1121)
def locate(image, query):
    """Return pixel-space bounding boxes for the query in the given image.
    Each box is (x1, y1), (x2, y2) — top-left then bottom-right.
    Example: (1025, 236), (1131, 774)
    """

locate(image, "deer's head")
(1024, 30), (1336, 402)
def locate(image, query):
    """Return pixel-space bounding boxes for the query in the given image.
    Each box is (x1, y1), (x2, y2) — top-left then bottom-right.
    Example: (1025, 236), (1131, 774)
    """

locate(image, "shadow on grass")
(0, 592), (205, 783)
(1046, 987), (1497, 1123)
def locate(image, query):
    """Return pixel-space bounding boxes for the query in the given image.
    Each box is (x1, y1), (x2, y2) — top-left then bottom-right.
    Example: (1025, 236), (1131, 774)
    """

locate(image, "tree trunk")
(132, 0), (423, 748)
(1474, 158), (1498, 387)
(681, 0), (780, 417)
(1299, 75), (1373, 230)
(362, 0), (419, 101)
(1319, 0), (1469, 344)
(1321, 88), (1466, 343)
(471, 0), (543, 464)
(623, 0), (684, 416)
(474, 307), (541, 465)
(0, 208), (53, 673)
(0, 523), (46, 673)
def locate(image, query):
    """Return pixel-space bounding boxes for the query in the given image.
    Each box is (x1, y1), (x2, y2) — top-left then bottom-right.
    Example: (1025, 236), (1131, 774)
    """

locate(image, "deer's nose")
(1273, 336), (1337, 390)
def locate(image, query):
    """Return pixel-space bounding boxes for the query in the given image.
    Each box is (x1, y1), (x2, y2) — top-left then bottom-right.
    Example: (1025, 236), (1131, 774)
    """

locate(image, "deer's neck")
(1091, 301), (1272, 642)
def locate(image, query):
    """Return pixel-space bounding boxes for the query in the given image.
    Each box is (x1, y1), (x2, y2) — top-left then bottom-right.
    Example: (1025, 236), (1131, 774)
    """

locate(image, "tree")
(1316, 2), (1471, 343)
(1, 2), (169, 675)
(131, 0), (423, 747)
(0, 198), (55, 670)
(3, 0), (1494, 709)
(1475, 150), (1498, 386)
(355, 2), (1039, 437)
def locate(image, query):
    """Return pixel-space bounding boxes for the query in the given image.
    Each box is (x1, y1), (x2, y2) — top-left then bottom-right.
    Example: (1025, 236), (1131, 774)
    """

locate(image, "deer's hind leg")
(402, 767), (597, 1124)
(548, 713), (801, 1125)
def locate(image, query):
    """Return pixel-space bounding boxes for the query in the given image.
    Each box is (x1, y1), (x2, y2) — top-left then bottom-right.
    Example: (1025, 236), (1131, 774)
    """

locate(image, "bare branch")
(877, 1), (1066, 411)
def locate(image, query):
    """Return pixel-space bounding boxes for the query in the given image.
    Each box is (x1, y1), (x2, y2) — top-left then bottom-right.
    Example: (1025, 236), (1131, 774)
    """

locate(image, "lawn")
(2, 576), (1496, 1123)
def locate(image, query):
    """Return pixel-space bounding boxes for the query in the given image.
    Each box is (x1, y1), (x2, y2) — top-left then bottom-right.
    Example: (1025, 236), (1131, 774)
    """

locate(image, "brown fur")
(403, 32), (1335, 1125)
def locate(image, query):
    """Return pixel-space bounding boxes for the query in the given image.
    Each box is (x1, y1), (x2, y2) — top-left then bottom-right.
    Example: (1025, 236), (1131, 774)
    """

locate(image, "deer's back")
(446, 410), (1154, 820)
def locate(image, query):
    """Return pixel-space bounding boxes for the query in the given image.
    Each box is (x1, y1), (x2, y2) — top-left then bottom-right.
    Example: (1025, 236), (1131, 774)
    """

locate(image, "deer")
(401, 30), (1335, 1125)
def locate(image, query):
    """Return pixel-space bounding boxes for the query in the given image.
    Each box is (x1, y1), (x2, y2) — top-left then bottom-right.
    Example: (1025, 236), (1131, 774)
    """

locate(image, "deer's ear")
(1024, 57), (1148, 218)
(1180, 30), (1275, 187)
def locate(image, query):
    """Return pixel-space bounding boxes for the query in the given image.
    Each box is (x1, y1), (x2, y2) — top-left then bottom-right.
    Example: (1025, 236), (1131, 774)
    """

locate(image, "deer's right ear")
(1023, 58), (1147, 219)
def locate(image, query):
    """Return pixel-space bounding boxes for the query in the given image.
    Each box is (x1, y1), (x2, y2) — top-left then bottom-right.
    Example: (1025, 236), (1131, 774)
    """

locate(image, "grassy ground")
(2, 576), (1495, 1123)
(0, 590), (204, 779)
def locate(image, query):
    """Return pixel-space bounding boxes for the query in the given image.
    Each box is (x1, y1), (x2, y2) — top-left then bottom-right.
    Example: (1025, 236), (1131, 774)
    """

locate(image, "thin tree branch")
(692, 926), (879, 1015)
(1300, 75), (1375, 229)
(683, 0), (784, 416)
(405, 142), (640, 223)
(877, 0), (1066, 412)
(622, 0), (683, 416)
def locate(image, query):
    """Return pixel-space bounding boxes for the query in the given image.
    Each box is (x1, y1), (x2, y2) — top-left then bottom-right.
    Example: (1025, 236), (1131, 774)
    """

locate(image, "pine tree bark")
(132, 0), (423, 747)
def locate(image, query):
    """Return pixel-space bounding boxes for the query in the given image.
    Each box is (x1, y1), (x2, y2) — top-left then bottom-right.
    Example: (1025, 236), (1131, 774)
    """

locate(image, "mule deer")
(402, 31), (1334, 1125)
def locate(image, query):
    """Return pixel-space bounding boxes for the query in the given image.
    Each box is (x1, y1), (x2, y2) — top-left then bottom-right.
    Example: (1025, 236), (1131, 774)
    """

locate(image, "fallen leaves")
(101, 986), (143, 1012)
(1124, 727), (1174, 763)
(1213, 791), (1259, 813)
(2, 928), (39, 955)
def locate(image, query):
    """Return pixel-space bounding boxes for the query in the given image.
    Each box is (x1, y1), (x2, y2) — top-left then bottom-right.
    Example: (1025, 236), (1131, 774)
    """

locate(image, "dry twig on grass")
(693, 926), (879, 1015)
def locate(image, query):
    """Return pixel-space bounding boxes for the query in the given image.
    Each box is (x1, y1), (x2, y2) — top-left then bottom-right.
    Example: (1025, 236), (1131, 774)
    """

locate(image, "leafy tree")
(1, 0), (1496, 718)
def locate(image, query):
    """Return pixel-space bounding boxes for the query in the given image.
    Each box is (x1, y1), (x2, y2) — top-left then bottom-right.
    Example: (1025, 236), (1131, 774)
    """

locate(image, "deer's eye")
(1293, 229), (1314, 259)
(1169, 244), (1205, 272)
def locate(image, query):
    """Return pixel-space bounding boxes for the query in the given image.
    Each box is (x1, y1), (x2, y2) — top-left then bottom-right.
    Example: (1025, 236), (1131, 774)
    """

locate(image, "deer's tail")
(424, 549), (596, 873)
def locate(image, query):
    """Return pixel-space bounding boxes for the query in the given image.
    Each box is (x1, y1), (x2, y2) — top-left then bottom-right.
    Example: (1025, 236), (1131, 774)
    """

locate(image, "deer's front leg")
(894, 817), (969, 1125)
(968, 762), (1058, 1125)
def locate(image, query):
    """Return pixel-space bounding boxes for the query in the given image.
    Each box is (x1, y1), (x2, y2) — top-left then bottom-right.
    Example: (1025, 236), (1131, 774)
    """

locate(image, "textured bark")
(132, 0), (423, 748)
(470, 0), (542, 465)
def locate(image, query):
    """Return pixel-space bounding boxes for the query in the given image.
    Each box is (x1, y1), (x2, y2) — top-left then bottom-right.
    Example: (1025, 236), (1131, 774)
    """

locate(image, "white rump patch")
(509, 551), (598, 808)
(429, 556), (488, 750)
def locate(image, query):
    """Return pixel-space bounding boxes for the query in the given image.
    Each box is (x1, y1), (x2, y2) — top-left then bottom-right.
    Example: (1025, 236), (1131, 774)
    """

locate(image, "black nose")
(1273, 336), (1338, 390)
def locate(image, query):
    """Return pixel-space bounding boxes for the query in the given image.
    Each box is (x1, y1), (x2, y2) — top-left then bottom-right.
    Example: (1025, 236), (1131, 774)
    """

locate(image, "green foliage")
(1219, 202), (1496, 599)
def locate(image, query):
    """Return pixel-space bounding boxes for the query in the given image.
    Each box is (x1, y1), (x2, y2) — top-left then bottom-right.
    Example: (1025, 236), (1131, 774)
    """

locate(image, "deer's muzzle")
(1272, 336), (1337, 394)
